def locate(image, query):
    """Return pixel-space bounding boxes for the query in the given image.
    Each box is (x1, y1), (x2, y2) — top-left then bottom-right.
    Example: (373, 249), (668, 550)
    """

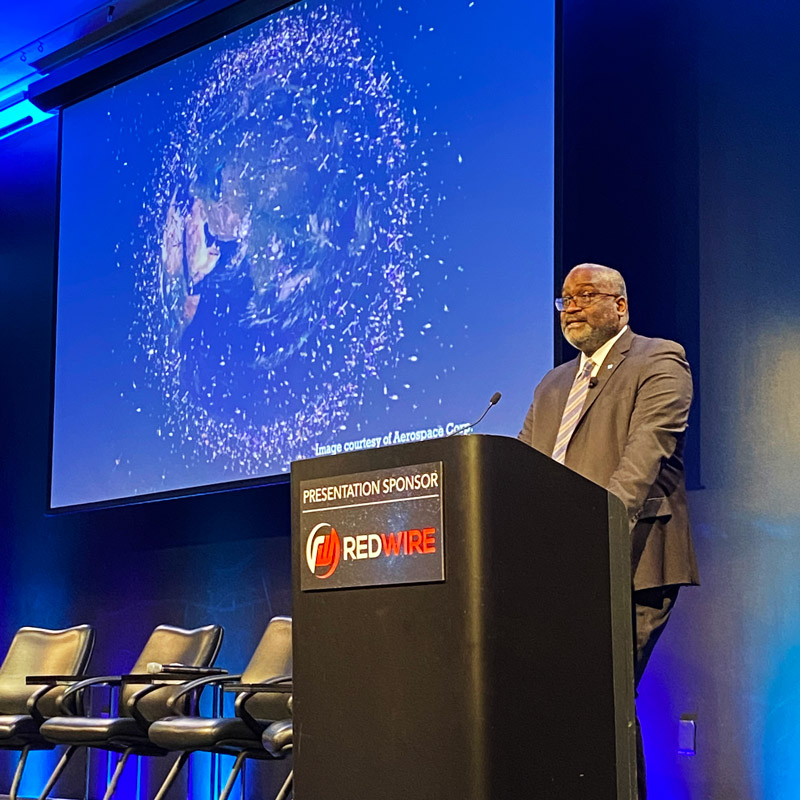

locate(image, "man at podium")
(518, 262), (700, 799)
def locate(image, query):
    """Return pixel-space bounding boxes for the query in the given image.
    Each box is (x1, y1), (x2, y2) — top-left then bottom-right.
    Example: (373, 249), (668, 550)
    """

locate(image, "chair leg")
(152, 751), (190, 800)
(274, 768), (293, 800)
(37, 745), (78, 800)
(101, 747), (134, 800)
(218, 751), (248, 800)
(9, 745), (30, 800)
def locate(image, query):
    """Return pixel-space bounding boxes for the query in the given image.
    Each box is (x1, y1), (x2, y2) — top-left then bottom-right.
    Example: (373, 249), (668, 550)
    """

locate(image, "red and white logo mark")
(305, 522), (341, 579)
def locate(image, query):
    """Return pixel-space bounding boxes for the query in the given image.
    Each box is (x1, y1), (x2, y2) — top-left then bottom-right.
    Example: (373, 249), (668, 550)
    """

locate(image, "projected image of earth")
(134, 5), (426, 474)
(53, 0), (554, 507)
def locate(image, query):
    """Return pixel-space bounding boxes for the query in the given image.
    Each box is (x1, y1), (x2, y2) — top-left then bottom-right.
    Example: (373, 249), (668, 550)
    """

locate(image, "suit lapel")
(575, 328), (634, 427)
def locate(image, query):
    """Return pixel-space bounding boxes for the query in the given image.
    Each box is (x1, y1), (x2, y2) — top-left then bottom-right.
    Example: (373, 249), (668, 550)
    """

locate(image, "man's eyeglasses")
(555, 292), (619, 312)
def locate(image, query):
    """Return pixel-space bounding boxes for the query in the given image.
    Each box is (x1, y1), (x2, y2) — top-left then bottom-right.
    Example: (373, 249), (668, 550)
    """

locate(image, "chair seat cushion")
(41, 716), (147, 747)
(148, 716), (263, 751)
(0, 714), (45, 747)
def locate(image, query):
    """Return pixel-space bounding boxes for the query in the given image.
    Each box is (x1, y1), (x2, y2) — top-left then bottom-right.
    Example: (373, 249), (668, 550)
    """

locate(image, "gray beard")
(563, 325), (617, 356)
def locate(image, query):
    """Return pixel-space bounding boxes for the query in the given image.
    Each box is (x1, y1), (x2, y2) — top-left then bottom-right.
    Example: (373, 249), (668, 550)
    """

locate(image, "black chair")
(0, 625), (95, 800)
(262, 712), (293, 800)
(147, 617), (292, 800)
(39, 623), (223, 800)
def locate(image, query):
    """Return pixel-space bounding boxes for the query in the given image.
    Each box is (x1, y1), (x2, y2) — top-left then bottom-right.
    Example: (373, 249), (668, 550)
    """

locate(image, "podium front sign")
(299, 460), (444, 591)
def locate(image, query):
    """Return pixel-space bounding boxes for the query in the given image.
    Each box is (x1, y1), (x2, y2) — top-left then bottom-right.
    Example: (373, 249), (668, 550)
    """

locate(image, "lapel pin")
(607, 364), (613, 369)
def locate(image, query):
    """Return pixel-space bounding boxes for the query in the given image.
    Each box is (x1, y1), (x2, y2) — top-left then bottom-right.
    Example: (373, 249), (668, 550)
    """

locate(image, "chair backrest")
(237, 617), (292, 722)
(123, 624), (223, 721)
(0, 625), (95, 717)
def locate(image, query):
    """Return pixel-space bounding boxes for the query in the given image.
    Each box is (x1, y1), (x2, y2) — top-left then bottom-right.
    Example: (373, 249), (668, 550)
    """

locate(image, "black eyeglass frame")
(554, 292), (620, 312)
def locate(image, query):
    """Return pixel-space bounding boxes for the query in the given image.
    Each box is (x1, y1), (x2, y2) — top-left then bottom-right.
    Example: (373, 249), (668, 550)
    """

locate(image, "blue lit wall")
(562, 1), (800, 799)
(687, 1), (800, 794)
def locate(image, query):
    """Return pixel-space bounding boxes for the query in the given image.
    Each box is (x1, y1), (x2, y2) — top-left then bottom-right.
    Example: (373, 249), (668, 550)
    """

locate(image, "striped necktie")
(552, 360), (595, 464)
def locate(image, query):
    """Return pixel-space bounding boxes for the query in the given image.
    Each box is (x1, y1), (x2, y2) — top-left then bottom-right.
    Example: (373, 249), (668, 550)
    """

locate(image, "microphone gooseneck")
(446, 391), (502, 437)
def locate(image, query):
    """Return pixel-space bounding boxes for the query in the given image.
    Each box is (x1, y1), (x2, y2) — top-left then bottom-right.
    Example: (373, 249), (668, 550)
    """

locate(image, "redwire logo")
(305, 522), (342, 579)
(305, 523), (438, 580)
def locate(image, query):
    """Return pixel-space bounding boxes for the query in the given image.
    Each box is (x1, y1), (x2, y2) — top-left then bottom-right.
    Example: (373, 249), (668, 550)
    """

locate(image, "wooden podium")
(291, 434), (635, 799)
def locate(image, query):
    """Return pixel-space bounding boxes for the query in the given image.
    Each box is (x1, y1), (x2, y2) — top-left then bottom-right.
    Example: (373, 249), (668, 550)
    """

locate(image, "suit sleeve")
(518, 395), (535, 443)
(606, 343), (693, 522)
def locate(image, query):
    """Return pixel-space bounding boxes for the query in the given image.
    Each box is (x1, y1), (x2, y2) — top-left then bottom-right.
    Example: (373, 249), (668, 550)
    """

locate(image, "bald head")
(568, 263), (627, 302)
(559, 263), (629, 355)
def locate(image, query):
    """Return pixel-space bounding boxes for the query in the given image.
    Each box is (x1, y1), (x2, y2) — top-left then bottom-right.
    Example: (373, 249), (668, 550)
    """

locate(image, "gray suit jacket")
(519, 328), (700, 591)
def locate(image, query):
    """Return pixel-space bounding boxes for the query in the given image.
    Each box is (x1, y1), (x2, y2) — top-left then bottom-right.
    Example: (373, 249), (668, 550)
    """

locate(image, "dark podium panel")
(291, 434), (635, 799)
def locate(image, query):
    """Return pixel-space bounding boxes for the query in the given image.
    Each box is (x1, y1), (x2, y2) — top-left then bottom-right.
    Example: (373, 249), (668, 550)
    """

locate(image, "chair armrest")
(236, 676), (293, 735)
(262, 718), (293, 757)
(25, 675), (87, 684)
(26, 684), (66, 724)
(165, 673), (244, 714)
(58, 676), (123, 714)
(251, 674), (292, 688)
(125, 673), (231, 728)
(223, 675), (293, 693)
(125, 683), (170, 729)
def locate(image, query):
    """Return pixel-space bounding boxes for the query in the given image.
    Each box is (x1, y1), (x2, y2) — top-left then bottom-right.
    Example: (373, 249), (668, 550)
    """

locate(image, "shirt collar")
(580, 325), (628, 376)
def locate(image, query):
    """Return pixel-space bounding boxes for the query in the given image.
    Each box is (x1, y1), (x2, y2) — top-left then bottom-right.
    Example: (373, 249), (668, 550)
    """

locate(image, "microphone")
(446, 391), (502, 437)
(588, 376), (598, 388)
(146, 662), (226, 675)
